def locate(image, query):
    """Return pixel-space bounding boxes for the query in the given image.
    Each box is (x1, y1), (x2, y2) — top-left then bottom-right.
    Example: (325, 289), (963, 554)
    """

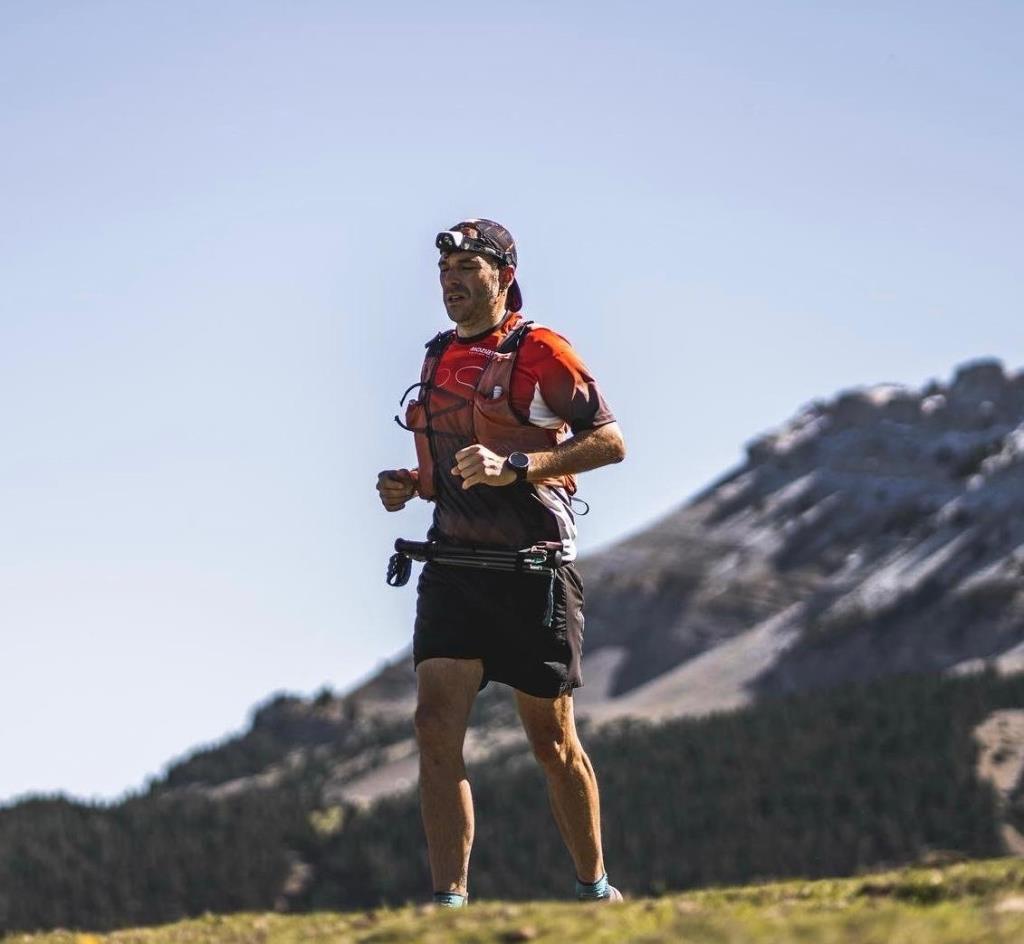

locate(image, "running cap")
(435, 219), (523, 312)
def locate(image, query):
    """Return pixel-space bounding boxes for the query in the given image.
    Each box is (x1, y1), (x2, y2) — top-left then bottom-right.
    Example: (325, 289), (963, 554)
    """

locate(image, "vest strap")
(496, 320), (534, 354)
(425, 329), (455, 357)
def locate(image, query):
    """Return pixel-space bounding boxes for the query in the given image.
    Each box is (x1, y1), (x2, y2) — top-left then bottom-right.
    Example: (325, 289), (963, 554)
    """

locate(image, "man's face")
(438, 250), (509, 325)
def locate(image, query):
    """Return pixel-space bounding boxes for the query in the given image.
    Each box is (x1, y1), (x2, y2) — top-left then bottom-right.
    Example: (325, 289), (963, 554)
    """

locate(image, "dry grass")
(7, 857), (1024, 944)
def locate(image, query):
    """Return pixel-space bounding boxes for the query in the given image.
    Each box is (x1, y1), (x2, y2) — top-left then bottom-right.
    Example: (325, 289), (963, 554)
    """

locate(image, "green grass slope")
(7, 858), (1024, 944)
(6, 669), (1024, 933)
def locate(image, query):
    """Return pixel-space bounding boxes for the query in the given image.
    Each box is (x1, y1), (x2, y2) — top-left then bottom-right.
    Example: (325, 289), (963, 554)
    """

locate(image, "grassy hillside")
(6, 858), (1024, 943)
(297, 669), (1020, 908)
(6, 670), (1024, 933)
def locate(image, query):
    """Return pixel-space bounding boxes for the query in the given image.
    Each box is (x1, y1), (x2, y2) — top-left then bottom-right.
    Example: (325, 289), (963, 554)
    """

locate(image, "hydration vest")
(403, 320), (577, 500)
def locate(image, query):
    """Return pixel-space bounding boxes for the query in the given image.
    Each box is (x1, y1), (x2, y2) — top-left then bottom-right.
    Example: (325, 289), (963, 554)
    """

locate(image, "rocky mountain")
(579, 357), (1024, 715)
(161, 357), (1024, 809)
(360, 360), (1024, 705)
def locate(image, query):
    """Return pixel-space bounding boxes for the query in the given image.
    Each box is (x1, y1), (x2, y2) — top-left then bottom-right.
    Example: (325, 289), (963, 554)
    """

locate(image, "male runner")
(376, 219), (626, 906)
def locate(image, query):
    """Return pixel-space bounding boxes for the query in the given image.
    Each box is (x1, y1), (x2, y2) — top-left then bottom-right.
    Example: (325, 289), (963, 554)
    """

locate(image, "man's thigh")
(415, 658), (484, 751)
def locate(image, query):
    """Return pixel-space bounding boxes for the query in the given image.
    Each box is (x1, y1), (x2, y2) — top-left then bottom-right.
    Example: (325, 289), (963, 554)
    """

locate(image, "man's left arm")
(526, 422), (626, 478)
(450, 424), (625, 488)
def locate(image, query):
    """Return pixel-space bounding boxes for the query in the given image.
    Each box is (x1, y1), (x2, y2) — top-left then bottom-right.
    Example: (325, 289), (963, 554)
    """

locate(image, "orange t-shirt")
(422, 312), (615, 560)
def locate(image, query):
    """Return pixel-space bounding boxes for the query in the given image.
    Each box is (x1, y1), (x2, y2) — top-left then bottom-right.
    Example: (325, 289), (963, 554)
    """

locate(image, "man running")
(376, 219), (626, 907)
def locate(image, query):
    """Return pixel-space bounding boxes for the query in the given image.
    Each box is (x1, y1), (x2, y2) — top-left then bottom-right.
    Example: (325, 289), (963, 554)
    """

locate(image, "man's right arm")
(376, 468), (419, 512)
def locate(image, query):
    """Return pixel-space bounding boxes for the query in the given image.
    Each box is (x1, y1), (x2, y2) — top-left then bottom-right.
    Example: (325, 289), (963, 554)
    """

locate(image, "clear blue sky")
(1, 1), (1021, 805)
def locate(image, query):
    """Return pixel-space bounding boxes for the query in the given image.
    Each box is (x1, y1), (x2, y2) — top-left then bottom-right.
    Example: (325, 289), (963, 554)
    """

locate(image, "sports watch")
(505, 451), (531, 482)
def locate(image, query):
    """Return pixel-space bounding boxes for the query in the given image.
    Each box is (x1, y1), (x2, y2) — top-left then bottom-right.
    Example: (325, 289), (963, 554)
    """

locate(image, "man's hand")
(451, 444), (516, 489)
(376, 468), (418, 511)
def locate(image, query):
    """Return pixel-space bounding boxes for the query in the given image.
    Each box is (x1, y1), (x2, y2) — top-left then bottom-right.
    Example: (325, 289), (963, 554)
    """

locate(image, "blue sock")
(433, 891), (468, 908)
(576, 873), (610, 900)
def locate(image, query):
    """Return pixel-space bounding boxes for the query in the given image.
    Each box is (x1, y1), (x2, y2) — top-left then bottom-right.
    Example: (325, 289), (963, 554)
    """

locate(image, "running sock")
(433, 891), (468, 908)
(575, 873), (610, 900)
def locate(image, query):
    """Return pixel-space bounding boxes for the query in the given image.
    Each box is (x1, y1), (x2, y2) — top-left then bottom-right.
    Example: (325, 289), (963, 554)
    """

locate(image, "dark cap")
(437, 218), (523, 312)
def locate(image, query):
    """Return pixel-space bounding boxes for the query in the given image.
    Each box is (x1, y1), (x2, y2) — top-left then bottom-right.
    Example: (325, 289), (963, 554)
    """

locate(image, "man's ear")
(498, 264), (516, 292)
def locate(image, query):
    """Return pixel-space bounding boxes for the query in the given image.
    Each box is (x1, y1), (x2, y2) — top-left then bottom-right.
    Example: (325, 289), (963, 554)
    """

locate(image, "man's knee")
(415, 701), (465, 761)
(529, 728), (582, 771)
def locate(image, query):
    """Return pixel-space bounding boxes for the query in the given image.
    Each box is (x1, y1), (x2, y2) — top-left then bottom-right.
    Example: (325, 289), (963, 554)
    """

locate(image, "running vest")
(404, 320), (578, 500)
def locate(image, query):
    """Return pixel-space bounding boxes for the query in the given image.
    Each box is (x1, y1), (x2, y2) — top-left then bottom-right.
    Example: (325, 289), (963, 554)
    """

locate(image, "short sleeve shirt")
(423, 312), (615, 559)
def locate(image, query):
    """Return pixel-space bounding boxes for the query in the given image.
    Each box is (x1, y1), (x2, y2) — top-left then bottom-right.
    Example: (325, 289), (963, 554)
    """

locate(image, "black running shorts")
(413, 561), (585, 698)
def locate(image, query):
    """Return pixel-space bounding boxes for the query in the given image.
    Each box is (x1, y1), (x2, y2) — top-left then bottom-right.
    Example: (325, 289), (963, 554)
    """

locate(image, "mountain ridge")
(131, 355), (1024, 811)
(341, 357), (1024, 720)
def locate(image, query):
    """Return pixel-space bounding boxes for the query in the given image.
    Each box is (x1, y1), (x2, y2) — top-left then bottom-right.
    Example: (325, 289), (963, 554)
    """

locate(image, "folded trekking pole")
(386, 539), (563, 587)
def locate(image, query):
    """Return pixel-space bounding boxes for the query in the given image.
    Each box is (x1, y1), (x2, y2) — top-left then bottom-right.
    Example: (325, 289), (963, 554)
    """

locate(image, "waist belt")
(386, 539), (564, 625)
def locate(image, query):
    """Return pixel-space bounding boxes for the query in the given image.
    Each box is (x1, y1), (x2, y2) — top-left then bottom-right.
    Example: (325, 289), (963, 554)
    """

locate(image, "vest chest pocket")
(473, 386), (558, 458)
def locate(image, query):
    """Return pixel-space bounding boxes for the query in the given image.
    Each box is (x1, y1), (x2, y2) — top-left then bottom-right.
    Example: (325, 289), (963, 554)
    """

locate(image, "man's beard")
(445, 287), (500, 324)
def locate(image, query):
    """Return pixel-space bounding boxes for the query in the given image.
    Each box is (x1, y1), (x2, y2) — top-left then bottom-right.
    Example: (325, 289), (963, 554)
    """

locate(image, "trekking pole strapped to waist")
(387, 539), (562, 584)
(385, 539), (564, 624)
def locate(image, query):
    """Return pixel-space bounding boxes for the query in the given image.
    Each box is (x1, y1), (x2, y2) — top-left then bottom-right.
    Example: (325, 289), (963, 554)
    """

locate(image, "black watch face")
(509, 452), (530, 470)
